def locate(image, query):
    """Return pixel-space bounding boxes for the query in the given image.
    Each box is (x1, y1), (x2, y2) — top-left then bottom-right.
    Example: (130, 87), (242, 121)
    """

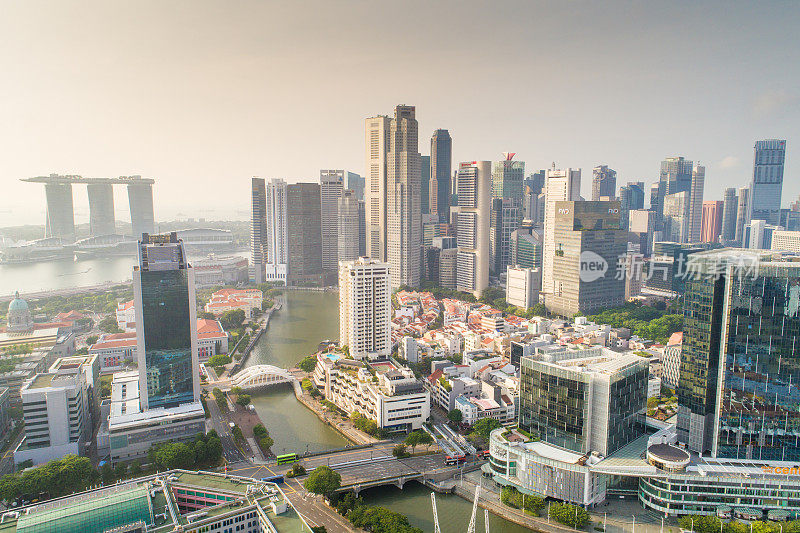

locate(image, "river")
(246, 290), (532, 531)
(0, 256), (136, 295)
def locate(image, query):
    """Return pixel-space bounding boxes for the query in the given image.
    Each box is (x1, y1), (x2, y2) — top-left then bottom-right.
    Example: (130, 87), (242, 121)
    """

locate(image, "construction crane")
(484, 508), (490, 533)
(467, 484), (481, 533)
(431, 492), (441, 533)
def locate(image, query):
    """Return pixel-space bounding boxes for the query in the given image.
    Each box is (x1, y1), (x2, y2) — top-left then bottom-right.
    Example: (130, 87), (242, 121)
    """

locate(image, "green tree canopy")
(472, 418), (502, 440)
(303, 466), (341, 495)
(447, 409), (463, 424)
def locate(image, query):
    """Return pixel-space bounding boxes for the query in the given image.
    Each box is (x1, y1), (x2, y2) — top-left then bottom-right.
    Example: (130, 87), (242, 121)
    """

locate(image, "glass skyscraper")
(133, 232), (199, 410)
(678, 249), (800, 460)
(749, 139), (786, 226)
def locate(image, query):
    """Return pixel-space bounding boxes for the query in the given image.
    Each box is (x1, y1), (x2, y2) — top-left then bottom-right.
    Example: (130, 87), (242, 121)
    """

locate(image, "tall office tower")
(653, 156), (694, 228)
(286, 183), (322, 285)
(510, 223), (543, 270)
(526, 170), (546, 196)
(438, 247), (458, 289)
(455, 161), (491, 297)
(541, 167), (581, 295)
(357, 200), (366, 257)
(133, 232), (199, 411)
(734, 186), (751, 245)
(127, 181), (155, 238)
(720, 188), (738, 243)
(628, 209), (656, 256)
(344, 171), (365, 201)
(489, 198), (503, 274)
(386, 105), (421, 289)
(677, 249), (800, 458)
(687, 165), (705, 242)
(337, 190), (361, 264)
(700, 200), (724, 243)
(250, 177), (268, 283)
(662, 191), (690, 243)
(421, 213), (439, 246)
(491, 153), (526, 272)
(749, 139), (787, 225)
(44, 182), (76, 241)
(320, 170), (345, 271)
(365, 115), (391, 262)
(87, 182), (115, 236)
(591, 165), (617, 201)
(420, 155), (431, 215)
(544, 201), (627, 317)
(430, 129), (452, 223)
(619, 181), (645, 228)
(338, 258), (391, 359)
(265, 178), (288, 282)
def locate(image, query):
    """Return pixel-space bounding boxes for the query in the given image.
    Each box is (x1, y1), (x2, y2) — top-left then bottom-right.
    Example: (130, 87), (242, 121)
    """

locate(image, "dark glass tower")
(133, 232), (199, 410)
(677, 249), (800, 460)
(430, 129), (452, 223)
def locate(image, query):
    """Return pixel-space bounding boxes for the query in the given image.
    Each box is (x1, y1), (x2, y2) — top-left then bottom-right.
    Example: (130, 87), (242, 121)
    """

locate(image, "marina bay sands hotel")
(21, 174), (155, 242)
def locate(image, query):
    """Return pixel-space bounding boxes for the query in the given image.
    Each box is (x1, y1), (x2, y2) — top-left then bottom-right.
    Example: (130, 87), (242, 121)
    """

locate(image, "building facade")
(749, 139), (786, 225)
(320, 170), (345, 272)
(250, 177), (267, 283)
(455, 161), (491, 297)
(542, 167), (581, 296)
(337, 189), (361, 264)
(286, 183), (323, 285)
(591, 165), (617, 201)
(700, 200), (723, 243)
(339, 258), (391, 360)
(506, 266), (539, 310)
(430, 129), (452, 223)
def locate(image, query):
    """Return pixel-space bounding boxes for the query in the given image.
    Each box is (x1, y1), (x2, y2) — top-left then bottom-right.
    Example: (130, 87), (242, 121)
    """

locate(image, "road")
(204, 392), (247, 464)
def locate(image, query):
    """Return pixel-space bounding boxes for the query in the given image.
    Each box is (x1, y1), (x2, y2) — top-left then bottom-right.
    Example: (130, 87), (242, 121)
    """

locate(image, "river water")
(0, 256), (136, 295)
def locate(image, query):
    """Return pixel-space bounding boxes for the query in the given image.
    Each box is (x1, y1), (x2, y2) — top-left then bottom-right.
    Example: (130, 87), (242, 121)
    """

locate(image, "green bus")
(276, 453), (298, 465)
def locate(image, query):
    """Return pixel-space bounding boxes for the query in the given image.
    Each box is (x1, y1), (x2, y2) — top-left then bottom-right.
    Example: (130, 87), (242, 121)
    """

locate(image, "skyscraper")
(365, 115), (391, 262)
(687, 164), (705, 243)
(735, 186), (750, 245)
(662, 191), (690, 243)
(133, 232), (199, 411)
(286, 183), (322, 285)
(749, 139), (786, 225)
(491, 153), (526, 272)
(265, 178), (288, 283)
(591, 165), (617, 200)
(344, 171), (365, 201)
(720, 187), (738, 243)
(653, 156), (693, 230)
(420, 155), (431, 216)
(339, 258), (391, 360)
(619, 181), (645, 229)
(44, 182), (76, 241)
(455, 161), (491, 298)
(320, 170), (345, 271)
(544, 201), (627, 317)
(127, 181), (155, 239)
(700, 200), (723, 243)
(541, 167), (581, 295)
(677, 249), (800, 459)
(386, 105), (421, 289)
(87, 182), (115, 236)
(430, 129), (452, 223)
(250, 177), (267, 283)
(337, 189), (361, 265)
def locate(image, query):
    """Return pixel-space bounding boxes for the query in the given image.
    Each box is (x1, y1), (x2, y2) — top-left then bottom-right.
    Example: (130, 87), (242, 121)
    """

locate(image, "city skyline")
(1, 2), (799, 226)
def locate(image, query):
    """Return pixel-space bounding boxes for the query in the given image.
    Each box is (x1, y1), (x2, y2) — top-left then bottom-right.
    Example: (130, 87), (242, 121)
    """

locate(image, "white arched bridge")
(228, 364), (295, 390)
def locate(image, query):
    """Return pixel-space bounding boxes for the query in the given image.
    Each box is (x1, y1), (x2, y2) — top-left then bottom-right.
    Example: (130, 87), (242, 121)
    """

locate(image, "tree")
(298, 355), (318, 372)
(220, 309), (246, 330)
(101, 463), (114, 484)
(311, 527), (327, 533)
(155, 442), (194, 470)
(447, 409), (463, 425)
(303, 466), (341, 496)
(472, 418), (502, 440)
(86, 335), (99, 346)
(289, 462), (306, 477)
(549, 502), (589, 528)
(213, 387), (227, 410)
(208, 354), (232, 368)
(404, 430), (433, 452)
(236, 394), (251, 406)
(98, 316), (123, 334)
(680, 516), (723, 533)
(198, 311), (216, 320)
(129, 461), (142, 477)
(114, 462), (127, 480)
(259, 435), (274, 452)
(232, 424), (245, 444)
(392, 444), (410, 458)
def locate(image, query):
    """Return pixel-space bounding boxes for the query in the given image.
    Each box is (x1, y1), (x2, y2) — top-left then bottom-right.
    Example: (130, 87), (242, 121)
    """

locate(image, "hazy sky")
(1, 1), (799, 228)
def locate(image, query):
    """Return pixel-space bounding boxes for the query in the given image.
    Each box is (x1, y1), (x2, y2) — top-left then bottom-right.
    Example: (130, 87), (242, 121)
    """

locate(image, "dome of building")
(7, 291), (34, 333)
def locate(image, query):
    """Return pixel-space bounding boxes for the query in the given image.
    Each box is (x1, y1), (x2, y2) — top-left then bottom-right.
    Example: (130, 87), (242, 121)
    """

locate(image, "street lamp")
(633, 515), (636, 533)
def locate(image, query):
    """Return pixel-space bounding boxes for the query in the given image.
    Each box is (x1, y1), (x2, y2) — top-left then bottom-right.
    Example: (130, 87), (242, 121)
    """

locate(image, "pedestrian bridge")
(229, 364), (295, 390)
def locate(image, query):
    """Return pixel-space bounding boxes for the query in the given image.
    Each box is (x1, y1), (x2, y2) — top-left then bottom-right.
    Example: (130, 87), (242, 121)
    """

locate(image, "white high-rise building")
(687, 164), (705, 243)
(338, 190), (361, 264)
(386, 105), (421, 289)
(541, 167), (581, 295)
(365, 115), (391, 262)
(265, 178), (288, 282)
(771, 230), (800, 253)
(250, 177), (267, 283)
(320, 170), (345, 271)
(506, 266), (540, 309)
(455, 161), (491, 297)
(339, 258), (391, 359)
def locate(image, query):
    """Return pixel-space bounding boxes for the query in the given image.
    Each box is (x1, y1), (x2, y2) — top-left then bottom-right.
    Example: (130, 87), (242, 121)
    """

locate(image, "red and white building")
(203, 288), (263, 319)
(91, 319), (228, 371)
(115, 300), (136, 332)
